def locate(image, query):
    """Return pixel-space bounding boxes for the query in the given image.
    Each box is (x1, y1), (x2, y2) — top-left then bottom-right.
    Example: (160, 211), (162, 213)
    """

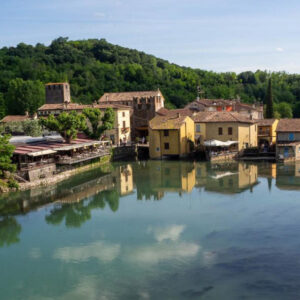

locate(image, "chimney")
(33, 113), (37, 120)
(177, 112), (180, 118)
(25, 111), (29, 117)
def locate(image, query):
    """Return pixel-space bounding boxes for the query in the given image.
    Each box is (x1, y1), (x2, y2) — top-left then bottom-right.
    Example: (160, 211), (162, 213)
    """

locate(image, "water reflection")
(2, 161), (300, 299)
(1, 161), (300, 247)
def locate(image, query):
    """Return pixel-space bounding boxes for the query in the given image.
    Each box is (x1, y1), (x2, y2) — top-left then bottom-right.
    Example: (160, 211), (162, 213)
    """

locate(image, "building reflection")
(195, 162), (259, 194)
(276, 163), (300, 191)
(133, 161), (196, 200)
(7, 159), (300, 246)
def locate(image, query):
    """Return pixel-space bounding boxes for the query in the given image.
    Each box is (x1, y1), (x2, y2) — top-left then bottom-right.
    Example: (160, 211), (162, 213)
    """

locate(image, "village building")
(185, 98), (264, 120)
(192, 111), (258, 151)
(257, 119), (278, 147)
(98, 90), (165, 138)
(38, 83), (131, 145)
(12, 137), (110, 182)
(45, 82), (71, 104)
(149, 113), (194, 159)
(276, 119), (300, 161)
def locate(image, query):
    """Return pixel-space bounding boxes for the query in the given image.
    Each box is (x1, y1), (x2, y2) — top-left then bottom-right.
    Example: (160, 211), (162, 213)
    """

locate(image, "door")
(284, 147), (289, 158)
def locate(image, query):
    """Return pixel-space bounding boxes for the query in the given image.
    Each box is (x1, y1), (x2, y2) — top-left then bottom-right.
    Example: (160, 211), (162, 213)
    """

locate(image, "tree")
(0, 135), (17, 191)
(265, 78), (274, 118)
(83, 107), (115, 139)
(39, 111), (87, 143)
(6, 78), (45, 115)
(22, 119), (43, 137)
(275, 102), (293, 118)
(0, 93), (5, 119)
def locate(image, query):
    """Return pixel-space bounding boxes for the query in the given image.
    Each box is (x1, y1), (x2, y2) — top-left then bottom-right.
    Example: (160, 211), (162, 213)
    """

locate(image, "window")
(123, 121), (126, 128)
(289, 133), (295, 141)
(228, 127), (233, 135)
(218, 127), (223, 135)
(164, 143), (170, 150)
(196, 124), (201, 132)
(138, 104), (142, 109)
(164, 130), (169, 137)
(122, 112), (125, 117)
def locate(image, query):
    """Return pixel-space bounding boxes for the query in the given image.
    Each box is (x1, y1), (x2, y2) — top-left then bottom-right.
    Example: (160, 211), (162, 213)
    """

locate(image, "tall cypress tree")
(265, 78), (274, 118)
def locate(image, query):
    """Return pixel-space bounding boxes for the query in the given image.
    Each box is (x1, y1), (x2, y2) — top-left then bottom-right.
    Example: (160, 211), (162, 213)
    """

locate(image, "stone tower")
(45, 82), (71, 104)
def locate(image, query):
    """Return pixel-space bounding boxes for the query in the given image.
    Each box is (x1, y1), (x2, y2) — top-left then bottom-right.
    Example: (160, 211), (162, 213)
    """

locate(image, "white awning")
(27, 149), (57, 157)
(204, 140), (238, 147)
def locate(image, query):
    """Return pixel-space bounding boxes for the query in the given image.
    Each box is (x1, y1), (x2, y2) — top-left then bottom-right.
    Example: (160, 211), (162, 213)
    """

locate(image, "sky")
(1, 0), (300, 73)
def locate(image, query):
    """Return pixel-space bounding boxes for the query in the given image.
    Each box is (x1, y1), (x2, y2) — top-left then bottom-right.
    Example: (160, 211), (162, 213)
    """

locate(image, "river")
(1, 161), (300, 299)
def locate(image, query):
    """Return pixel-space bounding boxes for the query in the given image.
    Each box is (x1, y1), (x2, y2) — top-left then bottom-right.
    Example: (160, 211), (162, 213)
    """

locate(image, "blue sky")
(1, 0), (300, 73)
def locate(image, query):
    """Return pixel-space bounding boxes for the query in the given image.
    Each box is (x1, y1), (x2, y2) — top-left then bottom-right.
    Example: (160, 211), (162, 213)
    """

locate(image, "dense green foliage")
(82, 107), (115, 139)
(0, 135), (18, 191)
(39, 111), (87, 143)
(1, 37), (300, 116)
(1, 119), (42, 136)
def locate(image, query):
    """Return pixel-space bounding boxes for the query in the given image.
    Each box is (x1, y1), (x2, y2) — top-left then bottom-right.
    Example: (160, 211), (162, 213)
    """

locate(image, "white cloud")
(148, 224), (186, 242)
(276, 47), (284, 52)
(53, 241), (120, 263)
(29, 248), (42, 259)
(128, 242), (200, 264)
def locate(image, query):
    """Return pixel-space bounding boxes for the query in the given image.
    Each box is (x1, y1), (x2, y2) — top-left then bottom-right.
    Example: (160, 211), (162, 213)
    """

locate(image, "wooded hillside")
(1, 37), (300, 118)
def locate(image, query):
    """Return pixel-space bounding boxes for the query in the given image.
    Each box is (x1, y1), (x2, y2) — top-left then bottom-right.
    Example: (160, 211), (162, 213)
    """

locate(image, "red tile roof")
(193, 111), (255, 124)
(98, 90), (163, 102)
(0, 115), (31, 123)
(276, 119), (300, 132)
(257, 119), (277, 126)
(38, 103), (131, 111)
(150, 114), (191, 130)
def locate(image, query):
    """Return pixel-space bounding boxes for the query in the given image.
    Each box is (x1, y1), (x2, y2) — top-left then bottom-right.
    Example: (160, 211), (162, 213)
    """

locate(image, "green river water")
(1, 160), (300, 300)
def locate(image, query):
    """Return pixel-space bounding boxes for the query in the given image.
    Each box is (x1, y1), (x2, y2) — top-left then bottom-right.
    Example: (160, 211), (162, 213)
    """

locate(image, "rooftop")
(98, 90), (162, 102)
(150, 114), (190, 130)
(257, 119), (278, 126)
(192, 111), (255, 124)
(0, 115), (31, 123)
(38, 103), (131, 111)
(276, 119), (300, 132)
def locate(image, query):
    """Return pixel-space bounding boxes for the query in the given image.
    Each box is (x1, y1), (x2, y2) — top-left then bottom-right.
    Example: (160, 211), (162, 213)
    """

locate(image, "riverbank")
(18, 155), (111, 191)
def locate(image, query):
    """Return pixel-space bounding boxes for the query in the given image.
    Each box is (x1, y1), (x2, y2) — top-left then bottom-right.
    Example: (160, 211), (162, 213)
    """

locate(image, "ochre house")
(276, 119), (300, 161)
(257, 119), (278, 147)
(192, 111), (257, 151)
(149, 113), (195, 159)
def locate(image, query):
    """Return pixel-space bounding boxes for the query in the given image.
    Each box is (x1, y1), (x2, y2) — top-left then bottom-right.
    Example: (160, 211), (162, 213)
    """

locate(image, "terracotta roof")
(156, 108), (194, 117)
(257, 119), (277, 126)
(185, 99), (263, 112)
(193, 111), (255, 124)
(38, 103), (131, 111)
(1, 115), (30, 123)
(98, 90), (162, 102)
(276, 119), (300, 132)
(150, 115), (190, 130)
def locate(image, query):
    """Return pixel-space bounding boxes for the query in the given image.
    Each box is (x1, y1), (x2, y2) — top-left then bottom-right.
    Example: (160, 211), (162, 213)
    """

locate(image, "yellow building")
(193, 112), (257, 151)
(257, 119), (278, 146)
(149, 114), (195, 159)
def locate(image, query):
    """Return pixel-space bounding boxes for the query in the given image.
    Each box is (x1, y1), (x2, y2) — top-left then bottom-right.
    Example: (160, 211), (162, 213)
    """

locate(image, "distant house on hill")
(185, 98), (263, 120)
(98, 90), (165, 138)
